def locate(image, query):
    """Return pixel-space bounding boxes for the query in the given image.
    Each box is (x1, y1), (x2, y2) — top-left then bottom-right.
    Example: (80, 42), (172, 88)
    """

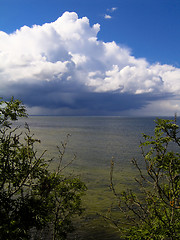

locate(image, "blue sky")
(0, 0), (180, 116)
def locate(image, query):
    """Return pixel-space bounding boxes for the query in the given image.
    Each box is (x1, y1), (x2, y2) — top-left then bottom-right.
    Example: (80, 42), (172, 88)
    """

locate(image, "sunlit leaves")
(0, 97), (86, 240)
(110, 117), (180, 239)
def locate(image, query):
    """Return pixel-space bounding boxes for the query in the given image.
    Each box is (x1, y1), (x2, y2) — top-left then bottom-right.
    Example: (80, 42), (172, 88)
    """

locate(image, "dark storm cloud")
(1, 78), (170, 116)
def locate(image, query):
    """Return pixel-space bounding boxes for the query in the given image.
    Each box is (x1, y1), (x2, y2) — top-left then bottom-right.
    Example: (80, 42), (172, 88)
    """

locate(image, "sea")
(17, 116), (160, 167)
(15, 116), (178, 239)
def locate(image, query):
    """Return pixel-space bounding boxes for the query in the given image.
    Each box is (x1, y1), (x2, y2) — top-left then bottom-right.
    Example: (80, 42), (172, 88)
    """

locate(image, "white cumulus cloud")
(0, 11), (180, 115)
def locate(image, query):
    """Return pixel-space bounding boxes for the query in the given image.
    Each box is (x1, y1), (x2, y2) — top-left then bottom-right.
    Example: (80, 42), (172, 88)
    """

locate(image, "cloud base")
(0, 12), (180, 116)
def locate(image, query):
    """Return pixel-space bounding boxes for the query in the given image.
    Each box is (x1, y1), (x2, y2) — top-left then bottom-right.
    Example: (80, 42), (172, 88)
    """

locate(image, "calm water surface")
(16, 116), (177, 239)
(18, 116), (157, 168)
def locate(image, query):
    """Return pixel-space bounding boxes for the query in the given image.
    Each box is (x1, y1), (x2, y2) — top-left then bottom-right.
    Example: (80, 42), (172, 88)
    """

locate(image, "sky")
(0, 0), (180, 116)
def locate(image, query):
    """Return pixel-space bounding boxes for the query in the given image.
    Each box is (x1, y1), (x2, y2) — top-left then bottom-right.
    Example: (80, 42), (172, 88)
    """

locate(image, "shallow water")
(15, 116), (177, 239)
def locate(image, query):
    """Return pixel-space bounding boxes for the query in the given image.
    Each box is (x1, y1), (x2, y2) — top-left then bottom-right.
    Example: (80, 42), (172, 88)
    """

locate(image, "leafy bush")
(110, 117), (180, 239)
(0, 97), (86, 240)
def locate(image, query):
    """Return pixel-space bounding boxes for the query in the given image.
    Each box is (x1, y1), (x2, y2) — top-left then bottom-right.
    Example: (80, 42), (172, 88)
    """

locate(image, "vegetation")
(109, 117), (180, 239)
(0, 97), (86, 240)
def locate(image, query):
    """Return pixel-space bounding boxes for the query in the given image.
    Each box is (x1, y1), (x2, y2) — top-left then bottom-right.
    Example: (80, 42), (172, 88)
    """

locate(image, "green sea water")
(17, 116), (157, 166)
(15, 116), (173, 239)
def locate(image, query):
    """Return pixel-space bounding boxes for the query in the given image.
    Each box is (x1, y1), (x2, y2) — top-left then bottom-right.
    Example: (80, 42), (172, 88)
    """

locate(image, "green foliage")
(110, 117), (180, 239)
(0, 97), (86, 240)
(0, 97), (27, 127)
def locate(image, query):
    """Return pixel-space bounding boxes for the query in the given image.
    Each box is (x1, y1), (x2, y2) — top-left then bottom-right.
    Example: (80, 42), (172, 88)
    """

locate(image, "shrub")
(110, 117), (180, 239)
(0, 97), (86, 240)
